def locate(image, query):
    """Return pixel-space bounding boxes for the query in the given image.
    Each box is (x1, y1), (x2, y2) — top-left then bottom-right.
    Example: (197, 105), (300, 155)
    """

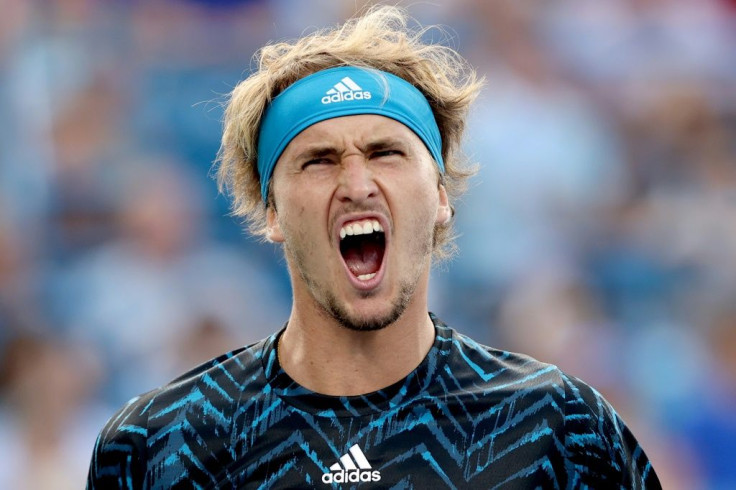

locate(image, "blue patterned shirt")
(87, 314), (660, 489)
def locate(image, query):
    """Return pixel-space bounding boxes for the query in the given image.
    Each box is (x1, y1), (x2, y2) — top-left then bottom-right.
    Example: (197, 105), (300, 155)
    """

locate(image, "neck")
(278, 278), (435, 396)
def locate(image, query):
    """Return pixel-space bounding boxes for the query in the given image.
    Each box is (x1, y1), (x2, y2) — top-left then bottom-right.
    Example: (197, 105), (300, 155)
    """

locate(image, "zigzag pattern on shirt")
(87, 316), (660, 489)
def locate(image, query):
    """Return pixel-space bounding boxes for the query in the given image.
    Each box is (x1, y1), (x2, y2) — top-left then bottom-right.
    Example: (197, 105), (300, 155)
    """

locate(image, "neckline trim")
(260, 313), (452, 418)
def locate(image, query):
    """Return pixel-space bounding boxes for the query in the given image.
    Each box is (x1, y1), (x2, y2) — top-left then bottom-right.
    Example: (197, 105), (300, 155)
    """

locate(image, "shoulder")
(86, 390), (155, 489)
(87, 338), (271, 489)
(433, 318), (660, 488)
(441, 323), (566, 390)
(561, 374), (660, 489)
(561, 373), (623, 460)
(431, 321), (569, 427)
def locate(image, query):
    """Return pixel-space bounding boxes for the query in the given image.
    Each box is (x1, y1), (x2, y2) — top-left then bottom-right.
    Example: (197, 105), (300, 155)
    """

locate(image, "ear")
(266, 206), (285, 243)
(436, 184), (451, 225)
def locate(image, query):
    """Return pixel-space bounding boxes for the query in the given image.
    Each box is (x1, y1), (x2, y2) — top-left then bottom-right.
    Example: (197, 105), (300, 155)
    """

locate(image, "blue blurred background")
(1, 0), (735, 488)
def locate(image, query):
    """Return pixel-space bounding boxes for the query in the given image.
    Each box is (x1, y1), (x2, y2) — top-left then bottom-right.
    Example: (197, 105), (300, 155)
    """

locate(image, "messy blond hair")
(215, 5), (482, 260)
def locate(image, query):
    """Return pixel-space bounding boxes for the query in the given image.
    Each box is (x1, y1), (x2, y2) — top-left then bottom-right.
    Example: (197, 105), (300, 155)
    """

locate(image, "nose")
(335, 155), (379, 203)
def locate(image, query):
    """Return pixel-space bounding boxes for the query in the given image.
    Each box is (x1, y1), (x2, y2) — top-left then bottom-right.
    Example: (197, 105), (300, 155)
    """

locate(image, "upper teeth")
(340, 219), (383, 240)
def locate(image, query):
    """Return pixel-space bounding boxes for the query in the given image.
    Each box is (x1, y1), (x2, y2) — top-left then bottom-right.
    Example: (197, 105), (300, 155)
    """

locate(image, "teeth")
(357, 273), (376, 281)
(340, 219), (384, 240)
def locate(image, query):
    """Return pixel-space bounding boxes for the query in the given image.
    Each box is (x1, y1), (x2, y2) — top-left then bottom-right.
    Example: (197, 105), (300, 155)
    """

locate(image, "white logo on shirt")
(321, 444), (381, 484)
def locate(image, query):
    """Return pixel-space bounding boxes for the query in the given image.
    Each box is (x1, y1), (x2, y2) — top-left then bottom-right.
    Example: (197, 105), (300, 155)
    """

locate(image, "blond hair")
(215, 5), (482, 260)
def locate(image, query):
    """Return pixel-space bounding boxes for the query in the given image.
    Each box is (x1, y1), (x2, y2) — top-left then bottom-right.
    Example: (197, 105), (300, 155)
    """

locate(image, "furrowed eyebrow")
(364, 138), (408, 153)
(294, 146), (338, 161)
(291, 137), (410, 163)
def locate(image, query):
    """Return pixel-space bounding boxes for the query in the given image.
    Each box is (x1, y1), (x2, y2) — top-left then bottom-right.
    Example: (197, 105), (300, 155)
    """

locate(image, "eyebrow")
(293, 145), (338, 162)
(293, 138), (409, 162)
(363, 138), (408, 153)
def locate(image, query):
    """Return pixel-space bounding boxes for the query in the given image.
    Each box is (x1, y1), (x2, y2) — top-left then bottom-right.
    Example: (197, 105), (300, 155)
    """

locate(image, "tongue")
(343, 241), (382, 276)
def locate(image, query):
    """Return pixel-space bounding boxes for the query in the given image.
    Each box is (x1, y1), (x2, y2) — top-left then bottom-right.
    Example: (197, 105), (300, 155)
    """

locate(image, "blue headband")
(256, 66), (444, 201)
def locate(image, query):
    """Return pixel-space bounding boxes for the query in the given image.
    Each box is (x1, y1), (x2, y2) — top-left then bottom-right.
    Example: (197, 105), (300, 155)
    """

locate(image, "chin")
(325, 282), (415, 332)
(338, 311), (400, 332)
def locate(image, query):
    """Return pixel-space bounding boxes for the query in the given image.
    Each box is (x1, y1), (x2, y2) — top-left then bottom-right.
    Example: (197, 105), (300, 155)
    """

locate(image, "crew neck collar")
(260, 313), (452, 418)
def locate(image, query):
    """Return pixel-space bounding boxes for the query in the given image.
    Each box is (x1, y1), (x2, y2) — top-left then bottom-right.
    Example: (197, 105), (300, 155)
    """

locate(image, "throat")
(278, 312), (436, 396)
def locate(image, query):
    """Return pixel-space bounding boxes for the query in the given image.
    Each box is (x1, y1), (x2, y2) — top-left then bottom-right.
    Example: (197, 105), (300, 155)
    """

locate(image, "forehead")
(282, 114), (426, 154)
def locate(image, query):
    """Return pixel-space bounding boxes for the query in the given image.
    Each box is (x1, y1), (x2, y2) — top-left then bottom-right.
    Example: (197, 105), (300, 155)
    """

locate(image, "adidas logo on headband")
(258, 66), (445, 201)
(321, 76), (372, 104)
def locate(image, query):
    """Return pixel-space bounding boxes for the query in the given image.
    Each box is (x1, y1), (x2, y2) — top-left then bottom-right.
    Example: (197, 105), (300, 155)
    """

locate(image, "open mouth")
(339, 218), (386, 282)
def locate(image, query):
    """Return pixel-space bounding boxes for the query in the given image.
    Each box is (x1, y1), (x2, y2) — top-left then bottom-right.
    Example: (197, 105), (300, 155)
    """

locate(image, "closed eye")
(302, 158), (334, 169)
(371, 149), (403, 159)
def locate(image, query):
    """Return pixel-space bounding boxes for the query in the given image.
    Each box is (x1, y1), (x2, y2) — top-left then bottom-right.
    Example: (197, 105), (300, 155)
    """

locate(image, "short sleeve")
(86, 395), (151, 490)
(562, 374), (661, 489)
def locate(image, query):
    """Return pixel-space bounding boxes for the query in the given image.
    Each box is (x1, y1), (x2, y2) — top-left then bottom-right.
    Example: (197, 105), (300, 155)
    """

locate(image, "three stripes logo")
(321, 444), (381, 484)
(321, 77), (372, 104)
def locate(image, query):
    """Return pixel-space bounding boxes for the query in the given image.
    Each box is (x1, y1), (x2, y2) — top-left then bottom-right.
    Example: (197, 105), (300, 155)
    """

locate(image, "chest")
(147, 393), (566, 489)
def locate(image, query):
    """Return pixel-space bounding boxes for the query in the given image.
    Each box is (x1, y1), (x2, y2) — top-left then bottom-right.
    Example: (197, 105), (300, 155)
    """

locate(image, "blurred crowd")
(1, 0), (735, 488)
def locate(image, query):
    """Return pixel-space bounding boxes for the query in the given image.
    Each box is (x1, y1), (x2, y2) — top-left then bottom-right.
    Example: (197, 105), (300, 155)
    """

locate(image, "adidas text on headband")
(256, 66), (445, 202)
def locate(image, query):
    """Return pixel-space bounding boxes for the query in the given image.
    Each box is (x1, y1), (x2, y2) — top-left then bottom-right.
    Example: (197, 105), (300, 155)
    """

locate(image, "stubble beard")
(323, 280), (415, 331)
(285, 224), (433, 333)
(288, 249), (418, 332)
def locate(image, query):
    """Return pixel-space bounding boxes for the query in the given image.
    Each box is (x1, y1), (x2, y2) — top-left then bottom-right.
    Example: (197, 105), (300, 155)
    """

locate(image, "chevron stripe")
(87, 316), (661, 489)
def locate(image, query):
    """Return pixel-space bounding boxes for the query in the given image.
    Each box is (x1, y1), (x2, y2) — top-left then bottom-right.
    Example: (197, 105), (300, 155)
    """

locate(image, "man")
(87, 6), (661, 489)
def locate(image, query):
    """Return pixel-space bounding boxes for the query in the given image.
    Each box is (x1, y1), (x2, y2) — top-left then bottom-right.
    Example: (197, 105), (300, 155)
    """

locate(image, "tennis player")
(87, 6), (661, 489)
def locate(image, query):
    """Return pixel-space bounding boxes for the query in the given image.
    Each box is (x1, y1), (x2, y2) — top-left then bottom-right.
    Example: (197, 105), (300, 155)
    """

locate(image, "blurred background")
(1, 0), (735, 488)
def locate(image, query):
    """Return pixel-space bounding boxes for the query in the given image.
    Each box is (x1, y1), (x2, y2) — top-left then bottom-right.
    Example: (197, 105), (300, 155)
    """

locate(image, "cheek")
(278, 193), (320, 241)
(412, 188), (446, 235)
(273, 178), (307, 218)
(397, 192), (440, 237)
(409, 178), (442, 211)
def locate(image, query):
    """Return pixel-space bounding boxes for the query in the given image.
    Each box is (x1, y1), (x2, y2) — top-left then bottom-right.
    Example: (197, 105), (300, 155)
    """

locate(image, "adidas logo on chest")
(321, 76), (372, 104)
(321, 444), (381, 484)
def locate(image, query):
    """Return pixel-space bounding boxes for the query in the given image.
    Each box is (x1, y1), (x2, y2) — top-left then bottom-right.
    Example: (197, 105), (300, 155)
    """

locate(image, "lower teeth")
(357, 273), (376, 281)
